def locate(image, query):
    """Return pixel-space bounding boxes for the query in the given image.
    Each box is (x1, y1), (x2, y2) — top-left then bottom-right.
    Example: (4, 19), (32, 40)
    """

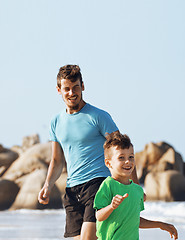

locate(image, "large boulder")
(3, 142), (52, 181)
(0, 146), (19, 177)
(11, 169), (63, 210)
(3, 142), (67, 182)
(144, 170), (185, 201)
(135, 141), (183, 183)
(0, 179), (19, 210)
(151, 148), (184, 174)
(22, 134), (40, 151)
(55, 172), (68, 200)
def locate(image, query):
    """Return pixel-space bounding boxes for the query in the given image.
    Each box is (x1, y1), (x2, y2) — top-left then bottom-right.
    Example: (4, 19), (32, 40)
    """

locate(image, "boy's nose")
(125, 159), (130, 164)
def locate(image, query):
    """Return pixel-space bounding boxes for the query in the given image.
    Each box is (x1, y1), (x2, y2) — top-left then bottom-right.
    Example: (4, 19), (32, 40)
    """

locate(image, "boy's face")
(105, 146), (135, 184)
(57, 78), (84, 113)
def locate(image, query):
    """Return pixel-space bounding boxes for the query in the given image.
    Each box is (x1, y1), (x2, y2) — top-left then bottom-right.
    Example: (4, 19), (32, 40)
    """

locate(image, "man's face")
(57, 78), (84, 113)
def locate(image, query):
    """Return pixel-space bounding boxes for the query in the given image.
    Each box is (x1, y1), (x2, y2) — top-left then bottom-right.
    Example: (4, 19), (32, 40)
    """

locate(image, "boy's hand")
(111, 193), (128, 209)
(159, 222), (178, 239)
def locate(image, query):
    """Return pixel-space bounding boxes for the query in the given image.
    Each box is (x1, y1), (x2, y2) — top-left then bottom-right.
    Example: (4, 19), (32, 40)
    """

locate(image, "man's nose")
(69, 89), (75, 95)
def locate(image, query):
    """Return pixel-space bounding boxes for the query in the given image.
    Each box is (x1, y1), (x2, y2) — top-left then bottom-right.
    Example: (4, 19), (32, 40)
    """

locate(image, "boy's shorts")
(63, 177), (106, 238)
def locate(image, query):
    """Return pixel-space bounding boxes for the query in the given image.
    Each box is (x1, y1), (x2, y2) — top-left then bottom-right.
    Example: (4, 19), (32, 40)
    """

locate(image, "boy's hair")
(57, 64), (83, 88)
(104, 132), (133, 158)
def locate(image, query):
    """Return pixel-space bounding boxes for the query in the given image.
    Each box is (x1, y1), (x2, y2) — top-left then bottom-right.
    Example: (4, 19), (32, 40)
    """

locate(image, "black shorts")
(63, 177), (106, 238)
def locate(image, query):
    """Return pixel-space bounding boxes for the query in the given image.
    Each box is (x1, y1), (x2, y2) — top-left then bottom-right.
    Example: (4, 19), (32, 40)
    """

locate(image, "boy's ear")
(105, 158), (111, 168)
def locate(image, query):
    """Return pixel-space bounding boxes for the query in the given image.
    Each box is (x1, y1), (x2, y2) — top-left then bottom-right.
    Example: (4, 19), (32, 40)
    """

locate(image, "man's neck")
(66, 101), (86, 114)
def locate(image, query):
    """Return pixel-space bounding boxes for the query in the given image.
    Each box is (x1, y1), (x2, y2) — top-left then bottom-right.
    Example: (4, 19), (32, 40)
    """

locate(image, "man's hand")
(38, 186), (51, 205)
(111, 193), (128, 209)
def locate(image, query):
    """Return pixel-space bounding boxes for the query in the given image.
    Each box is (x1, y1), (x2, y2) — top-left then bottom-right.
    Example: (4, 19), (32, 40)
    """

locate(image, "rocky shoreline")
(0, 134), (185, 210)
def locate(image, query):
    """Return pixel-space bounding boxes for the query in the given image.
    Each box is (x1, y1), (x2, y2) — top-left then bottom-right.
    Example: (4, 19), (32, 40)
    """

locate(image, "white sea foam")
(141, 201), (185, 224)
(0, 202), (185, 239)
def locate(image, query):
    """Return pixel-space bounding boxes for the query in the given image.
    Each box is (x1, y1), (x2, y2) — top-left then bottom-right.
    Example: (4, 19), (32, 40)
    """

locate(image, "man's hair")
(104, 132), (133, 158)
(57, 64), (83, 88)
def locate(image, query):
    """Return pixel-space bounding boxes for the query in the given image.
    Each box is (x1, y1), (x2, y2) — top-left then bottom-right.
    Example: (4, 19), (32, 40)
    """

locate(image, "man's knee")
(80, 222), (97, 240)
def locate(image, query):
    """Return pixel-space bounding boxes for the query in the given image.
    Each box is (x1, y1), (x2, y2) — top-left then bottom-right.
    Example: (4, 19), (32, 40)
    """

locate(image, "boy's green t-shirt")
(94, 177), (144, 240)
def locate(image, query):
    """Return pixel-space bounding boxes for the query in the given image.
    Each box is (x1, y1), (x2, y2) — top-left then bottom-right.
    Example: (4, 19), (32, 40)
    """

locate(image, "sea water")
(0, 201), (184, 240)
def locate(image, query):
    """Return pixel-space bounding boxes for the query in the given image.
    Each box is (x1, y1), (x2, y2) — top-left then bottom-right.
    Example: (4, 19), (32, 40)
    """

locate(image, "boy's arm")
(139, 217), (178, 239)
(96, 205), (114, 222)
(96, 193), (128, 222)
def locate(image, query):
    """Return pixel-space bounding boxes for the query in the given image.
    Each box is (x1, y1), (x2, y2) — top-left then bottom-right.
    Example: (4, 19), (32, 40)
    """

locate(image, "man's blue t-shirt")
(50, 103), (118, 187)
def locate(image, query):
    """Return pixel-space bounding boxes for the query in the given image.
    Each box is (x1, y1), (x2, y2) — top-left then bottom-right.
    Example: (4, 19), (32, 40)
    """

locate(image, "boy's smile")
(105, 146), (135, 185)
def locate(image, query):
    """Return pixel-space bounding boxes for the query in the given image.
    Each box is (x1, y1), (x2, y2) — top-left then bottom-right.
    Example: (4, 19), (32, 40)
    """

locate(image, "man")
(38, 65), (139, 239)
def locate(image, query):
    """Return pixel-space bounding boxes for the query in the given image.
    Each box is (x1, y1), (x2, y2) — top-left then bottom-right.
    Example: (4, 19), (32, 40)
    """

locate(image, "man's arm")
(140, 217), (178, 239)
(38, 141), (64, 204)
(96, 194), (128, 221)
(131, 166), (140, 184)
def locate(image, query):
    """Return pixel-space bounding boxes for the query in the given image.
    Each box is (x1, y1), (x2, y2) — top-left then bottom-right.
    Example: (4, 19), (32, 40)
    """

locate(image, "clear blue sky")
(1, 0), (185, 160)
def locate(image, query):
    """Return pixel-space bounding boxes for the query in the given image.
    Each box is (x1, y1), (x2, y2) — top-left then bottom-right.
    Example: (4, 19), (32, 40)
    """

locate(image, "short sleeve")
(94, 180), (112, 210)
(49, 116), (59, 142)
(97, 110), (118, 137)
(140, 190), (145, 212)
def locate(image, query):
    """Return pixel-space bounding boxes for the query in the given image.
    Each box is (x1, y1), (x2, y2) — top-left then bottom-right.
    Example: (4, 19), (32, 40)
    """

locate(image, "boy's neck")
(111, 176), (131, 185)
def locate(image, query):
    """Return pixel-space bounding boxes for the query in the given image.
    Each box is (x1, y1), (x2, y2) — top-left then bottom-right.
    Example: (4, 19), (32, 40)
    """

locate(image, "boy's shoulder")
(131, 181), (144, 196)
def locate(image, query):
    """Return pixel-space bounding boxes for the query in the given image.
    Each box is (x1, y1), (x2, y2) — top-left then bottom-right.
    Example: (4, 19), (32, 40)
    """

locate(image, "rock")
(11, 169), (63, 210)
(156, 141), (172, 152)
(144, 170), (185, 201)
(135, 151), (147, 182)
(146, 142), (165, 165)
(135, 141), (184, 183)
(3, 142), (53, 181)
(22, 134), (40, 151)
(0, 179), (19, 210)
(151, 148), (184, 174)
(135, 142), (166, 182)
(0, 147), (19, 177)
(56, 172), (68, 199)
(0, 144), (4, 153)
(11, 145), (24, 155)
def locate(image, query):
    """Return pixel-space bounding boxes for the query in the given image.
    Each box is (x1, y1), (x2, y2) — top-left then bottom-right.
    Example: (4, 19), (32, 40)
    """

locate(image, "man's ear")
(105, 158), (111, 168)
(56, 86), (62, 95)
(82, 82), (85, 91)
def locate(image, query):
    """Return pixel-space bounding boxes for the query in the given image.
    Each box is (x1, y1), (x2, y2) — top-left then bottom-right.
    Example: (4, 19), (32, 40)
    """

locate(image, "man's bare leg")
(73, 236), (80, 240)
(80, 222), (97, 240)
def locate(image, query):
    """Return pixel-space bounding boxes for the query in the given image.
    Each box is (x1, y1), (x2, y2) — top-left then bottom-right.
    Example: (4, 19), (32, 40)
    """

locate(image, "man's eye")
(74, 86), (80, 90)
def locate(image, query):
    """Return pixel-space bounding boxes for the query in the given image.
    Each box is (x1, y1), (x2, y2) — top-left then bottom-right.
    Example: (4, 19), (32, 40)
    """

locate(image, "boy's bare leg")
(80, 222), (97, 240)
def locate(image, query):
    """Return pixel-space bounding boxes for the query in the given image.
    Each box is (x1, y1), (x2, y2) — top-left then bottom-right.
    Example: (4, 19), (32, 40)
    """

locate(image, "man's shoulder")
(50, 110), (65, 125)
(87, 103), (110, 116)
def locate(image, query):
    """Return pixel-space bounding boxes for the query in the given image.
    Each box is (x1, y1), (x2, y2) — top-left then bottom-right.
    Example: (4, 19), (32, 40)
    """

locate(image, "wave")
(140, 201), (185, 224)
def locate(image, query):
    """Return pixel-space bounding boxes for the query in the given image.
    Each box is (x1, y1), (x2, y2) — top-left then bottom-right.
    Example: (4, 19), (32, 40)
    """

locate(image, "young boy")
(93, 132), (178, 240)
